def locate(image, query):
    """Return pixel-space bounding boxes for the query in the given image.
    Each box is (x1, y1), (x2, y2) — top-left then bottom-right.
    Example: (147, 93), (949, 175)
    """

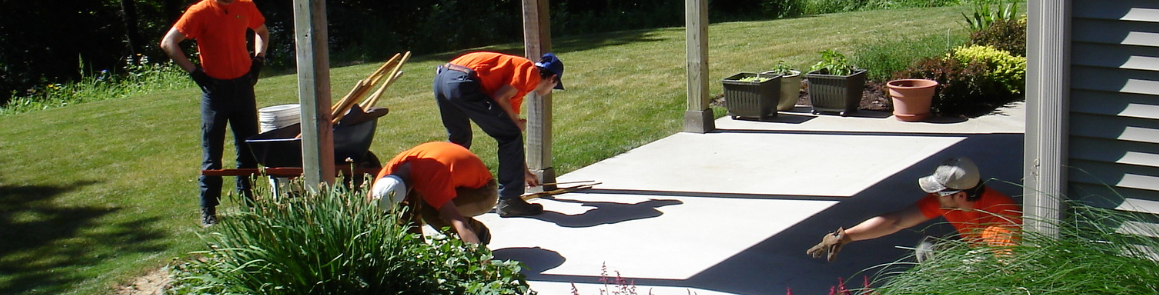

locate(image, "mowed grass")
(0, 6), (969, 294)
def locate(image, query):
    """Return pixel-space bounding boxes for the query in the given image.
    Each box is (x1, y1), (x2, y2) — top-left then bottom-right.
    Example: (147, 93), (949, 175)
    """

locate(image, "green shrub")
(854, 33), (968, 82)
(969, 17), (1027, 57)
(872, 200), (1159, 294)
(167, 182), (532, 295)
(951, 45), (1026, 95)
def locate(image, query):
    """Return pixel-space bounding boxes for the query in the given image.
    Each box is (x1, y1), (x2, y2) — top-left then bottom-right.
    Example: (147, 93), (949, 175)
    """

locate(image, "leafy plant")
(767, 60), (799, 76)
(810, 49), (858, 76)
(893, 56), (1000, 116)
(166, 180), (533, 294)
(1, 55), (188, 116)
(962, 0), (1019, 32)
(969, 17), (1027, 57)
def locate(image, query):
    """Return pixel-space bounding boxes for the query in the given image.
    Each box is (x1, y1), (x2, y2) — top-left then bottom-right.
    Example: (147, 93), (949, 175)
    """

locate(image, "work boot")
(497, 198), (543, 217)
(201, 206), (218, 226)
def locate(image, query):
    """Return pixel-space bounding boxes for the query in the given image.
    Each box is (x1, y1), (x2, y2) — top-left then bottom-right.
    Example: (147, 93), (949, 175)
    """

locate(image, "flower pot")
(722, 72), (782, 121)
(763, 70), (802, 111)
(804, 69), (866, 117)
(886, 78), (938, 122)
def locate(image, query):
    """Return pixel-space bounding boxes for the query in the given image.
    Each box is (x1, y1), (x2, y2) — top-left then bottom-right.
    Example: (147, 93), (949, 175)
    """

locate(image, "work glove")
(190, 67), (216, 93)
(249, 55), (264, 85)
(806, 227), (853, 262)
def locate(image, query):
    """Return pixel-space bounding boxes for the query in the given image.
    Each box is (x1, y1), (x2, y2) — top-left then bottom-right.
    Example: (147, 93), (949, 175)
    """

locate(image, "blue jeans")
(433, 67), (526, 199)
(198, 76), (258, 208)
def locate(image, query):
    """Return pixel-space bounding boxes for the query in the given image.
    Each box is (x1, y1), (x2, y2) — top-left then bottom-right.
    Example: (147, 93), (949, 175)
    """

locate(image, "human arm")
(436, 201), (481, 244)
(843, 204), (932, 242)
(807, 203), (932, 261)
(252, 24), (269, 58)
(160, 27), (196, 73)
(490, 84), (525, 131)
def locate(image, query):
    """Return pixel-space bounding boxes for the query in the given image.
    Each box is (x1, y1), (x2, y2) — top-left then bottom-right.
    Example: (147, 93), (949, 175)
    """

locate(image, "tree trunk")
(119, 0), (144, 59)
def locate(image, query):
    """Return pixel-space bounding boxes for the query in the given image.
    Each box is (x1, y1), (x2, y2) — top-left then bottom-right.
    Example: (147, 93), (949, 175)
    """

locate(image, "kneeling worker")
(368, 142), (499, 244)
(807, 157), (1022, 261)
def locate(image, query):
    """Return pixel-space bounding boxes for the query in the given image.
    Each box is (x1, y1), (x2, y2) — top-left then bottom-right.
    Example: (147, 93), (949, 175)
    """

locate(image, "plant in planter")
(761, 61), (803, 111)
(805, 49), (866, 116)
(721, 72), (782, 121)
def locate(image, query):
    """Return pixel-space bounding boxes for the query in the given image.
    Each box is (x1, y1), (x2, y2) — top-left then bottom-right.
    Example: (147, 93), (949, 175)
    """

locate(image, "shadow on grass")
(0, 181), (168, 294)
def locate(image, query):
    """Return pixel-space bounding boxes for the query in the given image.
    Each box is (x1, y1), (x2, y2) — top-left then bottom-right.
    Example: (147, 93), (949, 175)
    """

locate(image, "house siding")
(1069, 0), (1159, 214)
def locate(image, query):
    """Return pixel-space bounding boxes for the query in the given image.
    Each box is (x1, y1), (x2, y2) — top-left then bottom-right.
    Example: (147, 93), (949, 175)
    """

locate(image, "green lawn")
(0, 6), (969, 294)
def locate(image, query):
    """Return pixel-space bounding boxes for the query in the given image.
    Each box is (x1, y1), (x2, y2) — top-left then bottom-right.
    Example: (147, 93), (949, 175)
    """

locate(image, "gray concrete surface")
(475, 103), (1026, 295)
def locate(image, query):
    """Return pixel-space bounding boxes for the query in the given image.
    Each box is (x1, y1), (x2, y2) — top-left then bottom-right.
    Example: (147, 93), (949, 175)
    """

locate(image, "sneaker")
(201, 206), (218, 226)
(497, 198), (543, 217)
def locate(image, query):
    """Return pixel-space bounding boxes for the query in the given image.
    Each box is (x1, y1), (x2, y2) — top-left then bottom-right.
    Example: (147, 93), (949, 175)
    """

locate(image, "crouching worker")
(807, 157), (1022, 262)
(368, 142), (499, 245)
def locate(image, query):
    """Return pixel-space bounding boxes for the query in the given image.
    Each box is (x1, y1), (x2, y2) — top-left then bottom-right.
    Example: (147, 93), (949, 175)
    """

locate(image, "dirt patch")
(115, 267), (170, 295)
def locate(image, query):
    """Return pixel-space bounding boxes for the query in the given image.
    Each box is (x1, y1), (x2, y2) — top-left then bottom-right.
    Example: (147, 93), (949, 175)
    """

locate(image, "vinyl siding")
(1069, 0), (1159, 214)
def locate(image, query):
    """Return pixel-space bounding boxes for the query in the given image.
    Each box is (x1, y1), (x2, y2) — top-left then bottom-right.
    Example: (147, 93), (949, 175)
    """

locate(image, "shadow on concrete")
(492, 247), (567, 274)
(518, 132), (1024, 294)
(532, 197), (683, 228)
(0, 179), (169, 294)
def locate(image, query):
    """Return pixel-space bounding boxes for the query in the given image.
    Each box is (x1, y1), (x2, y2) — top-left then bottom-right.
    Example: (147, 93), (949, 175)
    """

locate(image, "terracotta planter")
(886, 78), (938, 122)
(763, 70), (802, 111)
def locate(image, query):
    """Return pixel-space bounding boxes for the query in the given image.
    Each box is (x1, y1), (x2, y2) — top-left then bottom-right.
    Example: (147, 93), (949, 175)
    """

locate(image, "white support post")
(293, 0), (335, 189)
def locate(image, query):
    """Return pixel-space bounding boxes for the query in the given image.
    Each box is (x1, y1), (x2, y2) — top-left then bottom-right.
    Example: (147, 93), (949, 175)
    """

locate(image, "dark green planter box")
(722, 72), (781, 121)
(805, 69), (866, 116)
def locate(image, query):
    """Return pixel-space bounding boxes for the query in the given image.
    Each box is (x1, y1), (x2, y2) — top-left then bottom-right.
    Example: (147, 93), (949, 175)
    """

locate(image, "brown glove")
(806, 227), (853, 262)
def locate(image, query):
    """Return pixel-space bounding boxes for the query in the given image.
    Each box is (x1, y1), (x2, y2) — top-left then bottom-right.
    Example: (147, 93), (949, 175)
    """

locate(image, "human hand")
(249, 55), (264, 85)
(515, 118), (527, 132)
(806, 227), (853, 262)
(190, 67), (216, 93)
(524, 169), (540, 187)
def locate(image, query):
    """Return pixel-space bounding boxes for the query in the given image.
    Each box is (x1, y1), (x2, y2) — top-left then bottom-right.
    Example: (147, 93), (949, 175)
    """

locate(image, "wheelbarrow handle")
(201, 167), (381, 177)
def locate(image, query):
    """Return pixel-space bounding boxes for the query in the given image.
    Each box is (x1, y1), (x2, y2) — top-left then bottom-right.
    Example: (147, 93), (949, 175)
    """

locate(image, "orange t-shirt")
(376, 142), (494, 209)
(450, 52), (542, 115)
(917, 186), (1022, 245)
(173, 0), (265, 80)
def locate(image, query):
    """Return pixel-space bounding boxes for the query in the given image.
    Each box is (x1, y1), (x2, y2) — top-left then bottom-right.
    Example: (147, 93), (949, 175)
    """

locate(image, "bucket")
(258, 104), (301, 133)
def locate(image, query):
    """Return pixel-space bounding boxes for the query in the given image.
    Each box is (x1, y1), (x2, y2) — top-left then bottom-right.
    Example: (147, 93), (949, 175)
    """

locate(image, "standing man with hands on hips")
(433, 52), (565, 218)
(160, 0), (269, 226)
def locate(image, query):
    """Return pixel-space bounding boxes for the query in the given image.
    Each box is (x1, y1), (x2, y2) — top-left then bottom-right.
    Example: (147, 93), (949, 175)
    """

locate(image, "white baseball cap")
(919, 157), (980, 193)
(371, 175), (407, 211)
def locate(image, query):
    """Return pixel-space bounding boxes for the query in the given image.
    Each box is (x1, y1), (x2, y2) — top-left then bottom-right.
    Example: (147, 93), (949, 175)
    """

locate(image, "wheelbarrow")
(201, 105), (389, 187)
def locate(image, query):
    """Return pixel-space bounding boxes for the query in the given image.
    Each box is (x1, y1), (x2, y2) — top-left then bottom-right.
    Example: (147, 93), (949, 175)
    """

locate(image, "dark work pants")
(433, 67), (526, 199)
(199, 77), (258, 208)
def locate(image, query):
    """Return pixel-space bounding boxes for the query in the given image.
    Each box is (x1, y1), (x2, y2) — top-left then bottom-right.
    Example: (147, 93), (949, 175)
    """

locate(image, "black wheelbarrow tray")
(201, 106), (388, 177)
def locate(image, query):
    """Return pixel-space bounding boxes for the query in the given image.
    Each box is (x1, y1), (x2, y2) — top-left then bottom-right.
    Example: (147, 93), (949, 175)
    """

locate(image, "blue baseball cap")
(534, 53), (565, 90)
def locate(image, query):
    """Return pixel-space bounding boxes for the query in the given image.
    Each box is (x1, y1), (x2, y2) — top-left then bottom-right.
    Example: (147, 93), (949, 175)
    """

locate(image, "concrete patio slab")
(476, 103), (1026, 294)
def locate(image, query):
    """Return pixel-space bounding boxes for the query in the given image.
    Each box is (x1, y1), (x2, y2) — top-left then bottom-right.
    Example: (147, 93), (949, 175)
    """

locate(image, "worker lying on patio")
(807, 157), (1022, 262)
(368, 142), (498, 245)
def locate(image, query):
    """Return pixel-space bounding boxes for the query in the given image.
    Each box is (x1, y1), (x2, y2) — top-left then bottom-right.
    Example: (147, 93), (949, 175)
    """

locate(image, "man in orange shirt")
(807, 157), (1022, 261)
(433, 52), (564, 217)
(160, 0), (270, 226)
(369, 142), (500, 244)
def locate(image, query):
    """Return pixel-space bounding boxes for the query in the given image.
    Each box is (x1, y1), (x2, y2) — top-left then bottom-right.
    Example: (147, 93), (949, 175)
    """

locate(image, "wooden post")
(684, 0), (714, 133)
(293, 0), (335, 189)
(522, 0), (557, 191)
